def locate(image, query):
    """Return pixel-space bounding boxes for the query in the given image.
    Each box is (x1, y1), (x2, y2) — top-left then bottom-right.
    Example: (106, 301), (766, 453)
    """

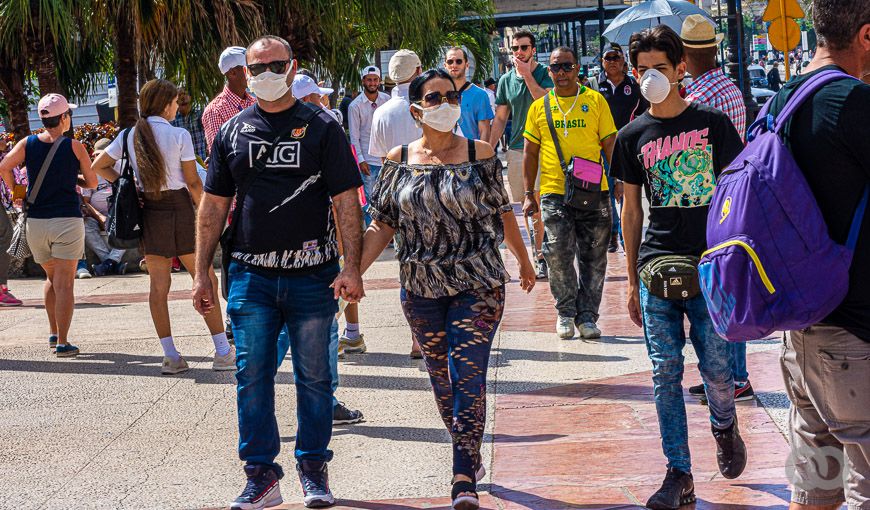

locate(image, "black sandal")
(451, 480), (479, 510)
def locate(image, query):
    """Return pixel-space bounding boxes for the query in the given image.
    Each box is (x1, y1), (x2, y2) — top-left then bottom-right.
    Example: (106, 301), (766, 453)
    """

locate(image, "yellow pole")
(779, 0), (791, 81)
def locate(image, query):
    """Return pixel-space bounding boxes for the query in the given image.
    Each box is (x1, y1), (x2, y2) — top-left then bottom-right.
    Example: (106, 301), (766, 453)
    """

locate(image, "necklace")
(552, 88), (580, 138)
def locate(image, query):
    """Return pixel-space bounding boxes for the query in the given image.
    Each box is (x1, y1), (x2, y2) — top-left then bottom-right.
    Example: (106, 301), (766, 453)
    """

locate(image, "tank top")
(24, 135), (81, 219)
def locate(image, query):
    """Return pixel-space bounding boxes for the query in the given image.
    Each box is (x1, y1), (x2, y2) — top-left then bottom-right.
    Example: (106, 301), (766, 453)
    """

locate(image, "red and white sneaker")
(0, 289), (22, 306)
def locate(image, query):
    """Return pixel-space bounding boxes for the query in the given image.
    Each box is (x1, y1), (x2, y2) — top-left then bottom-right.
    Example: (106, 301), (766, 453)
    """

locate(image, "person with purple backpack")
(611, 26), (747, 509)
(702, 1), (870, 508)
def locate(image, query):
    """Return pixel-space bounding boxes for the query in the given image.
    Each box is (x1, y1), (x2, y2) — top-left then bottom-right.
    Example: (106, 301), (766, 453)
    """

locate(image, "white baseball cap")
(292, 75), (334, 98)
(388, 50), (421, 83)
(361, 65), (381, 79)
(219, 46), (247, 75)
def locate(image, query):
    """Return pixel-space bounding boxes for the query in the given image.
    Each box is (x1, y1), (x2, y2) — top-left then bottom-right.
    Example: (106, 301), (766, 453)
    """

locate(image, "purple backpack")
(699, 69), (869, 341)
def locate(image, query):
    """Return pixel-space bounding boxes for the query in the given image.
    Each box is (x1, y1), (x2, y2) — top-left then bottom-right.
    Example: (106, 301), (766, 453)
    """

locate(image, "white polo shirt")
(105, 116), (196, 191)
(368, 84), (423, 160)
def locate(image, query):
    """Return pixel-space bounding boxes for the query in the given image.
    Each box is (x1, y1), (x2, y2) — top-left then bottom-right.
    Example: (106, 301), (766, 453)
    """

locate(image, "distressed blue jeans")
(639, 281), (736, 473)
(361, 164), (381, 227)
(400, 285), (505, 480)
(227, 261), (339, 474)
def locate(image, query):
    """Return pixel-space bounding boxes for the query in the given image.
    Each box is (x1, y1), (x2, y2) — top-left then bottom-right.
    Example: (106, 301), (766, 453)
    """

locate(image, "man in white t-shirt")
(368, 50), (423, 162)
(81, 138), (128, 276)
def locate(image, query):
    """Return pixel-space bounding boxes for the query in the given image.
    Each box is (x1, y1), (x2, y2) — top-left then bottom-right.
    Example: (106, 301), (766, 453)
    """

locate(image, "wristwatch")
(524, 190), (535, 196)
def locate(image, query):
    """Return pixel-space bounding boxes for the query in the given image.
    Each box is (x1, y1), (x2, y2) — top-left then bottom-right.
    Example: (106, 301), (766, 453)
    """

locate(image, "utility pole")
(726, 0), (759, 123)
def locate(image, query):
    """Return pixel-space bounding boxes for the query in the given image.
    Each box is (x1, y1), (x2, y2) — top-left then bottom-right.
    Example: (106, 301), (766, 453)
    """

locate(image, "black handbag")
(543, 93), (603, 211)
(107, 129), (143, 249)
(219, 103), (324, 299)
(639, 255), (701, 300)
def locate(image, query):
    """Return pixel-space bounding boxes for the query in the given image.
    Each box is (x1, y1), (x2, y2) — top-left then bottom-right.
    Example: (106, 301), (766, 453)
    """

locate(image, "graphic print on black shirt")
(767, 65), (870, 341)
(611, 103), (743, 271)
(205, 101), (362, 274)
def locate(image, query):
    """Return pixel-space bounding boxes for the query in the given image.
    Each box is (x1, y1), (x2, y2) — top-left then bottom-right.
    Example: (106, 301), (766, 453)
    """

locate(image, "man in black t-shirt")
(611, 26), (746, 510)
(769, 2), (870, 507)
(192, 35), (363, 509)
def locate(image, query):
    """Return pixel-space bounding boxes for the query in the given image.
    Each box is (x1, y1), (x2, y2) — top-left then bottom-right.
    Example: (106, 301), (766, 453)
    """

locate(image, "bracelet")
(523, 190), (535, 196)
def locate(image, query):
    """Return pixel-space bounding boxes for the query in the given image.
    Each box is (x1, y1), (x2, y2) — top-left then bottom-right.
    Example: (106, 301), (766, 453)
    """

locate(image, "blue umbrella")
(603, 0), (717, 46)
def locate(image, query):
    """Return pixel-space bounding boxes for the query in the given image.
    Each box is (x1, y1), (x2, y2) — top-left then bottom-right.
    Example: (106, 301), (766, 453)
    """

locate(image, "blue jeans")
(227, 261), (339, 473)
(639, 281), (736, 473)
(278, 318), (340, 407)
(400, 285), (505, 479)
(361, 164), (382, 227)
(729, 342), (749, 382)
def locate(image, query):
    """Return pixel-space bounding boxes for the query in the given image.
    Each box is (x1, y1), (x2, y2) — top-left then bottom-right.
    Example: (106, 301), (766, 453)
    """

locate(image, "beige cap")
(388, 49), (421, 83)
(680, 14), (724, 48)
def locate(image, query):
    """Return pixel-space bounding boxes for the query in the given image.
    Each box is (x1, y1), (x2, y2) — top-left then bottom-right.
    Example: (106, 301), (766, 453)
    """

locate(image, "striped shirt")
(685, 68), (747, 141)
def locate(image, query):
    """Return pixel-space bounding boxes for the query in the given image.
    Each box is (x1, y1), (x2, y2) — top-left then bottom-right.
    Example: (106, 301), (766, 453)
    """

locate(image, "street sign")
(107, 85), (118, 108)
(753, 35), (768, 51)
(768, 17), (801, 51)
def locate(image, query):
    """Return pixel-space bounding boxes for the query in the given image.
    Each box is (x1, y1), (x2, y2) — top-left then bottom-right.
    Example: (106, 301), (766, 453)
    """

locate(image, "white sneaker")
(161, 355), (189, 375)
(338, 333), (367, 354)
(578, 322), (602, 339)
(213, 345), (236, 371)
(76, 267), (92, 279)
(556, 316), (575, 339)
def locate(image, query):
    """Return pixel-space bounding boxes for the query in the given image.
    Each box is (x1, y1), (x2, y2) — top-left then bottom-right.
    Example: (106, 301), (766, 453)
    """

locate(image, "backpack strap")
(772, 69), (854, 134)
(401, 145), (408, 163)
(467, 138), (476, 162)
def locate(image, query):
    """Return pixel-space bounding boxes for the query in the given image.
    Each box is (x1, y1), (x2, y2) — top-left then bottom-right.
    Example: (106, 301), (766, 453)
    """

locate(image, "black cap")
(605, 42), (623, 55)
(484, 77), (496, 87)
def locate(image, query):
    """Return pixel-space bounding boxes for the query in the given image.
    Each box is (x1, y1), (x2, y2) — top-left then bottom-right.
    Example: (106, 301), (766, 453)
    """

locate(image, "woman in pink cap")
(0, 93), (98, 357)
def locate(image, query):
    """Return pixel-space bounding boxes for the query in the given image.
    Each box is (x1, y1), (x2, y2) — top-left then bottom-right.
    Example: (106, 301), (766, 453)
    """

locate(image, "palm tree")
(0, 53), (31, 141)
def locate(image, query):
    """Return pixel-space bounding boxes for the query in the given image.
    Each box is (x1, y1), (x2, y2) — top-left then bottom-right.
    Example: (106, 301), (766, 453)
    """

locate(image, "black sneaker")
(646, 468), (695, 510)
(713, 419), (747, 479)
(608, 233), (618, 253)
(688, 383), (705, 396)
(231, 464), (283, 510)
(333, 402), (364, 426)
(297, 460), (335, 508)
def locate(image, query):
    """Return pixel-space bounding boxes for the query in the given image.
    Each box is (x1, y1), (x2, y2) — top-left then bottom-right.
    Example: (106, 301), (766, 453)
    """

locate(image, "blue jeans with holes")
(361, 164), (381, 227)
(227, 261), (339, 474)
(639, 281), (736, 473)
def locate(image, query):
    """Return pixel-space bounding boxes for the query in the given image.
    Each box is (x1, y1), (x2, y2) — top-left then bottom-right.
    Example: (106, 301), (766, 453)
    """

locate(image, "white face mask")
(639, 68), (679, 104)
(412, 102), (461, 132)
(248, 71), (290, 102)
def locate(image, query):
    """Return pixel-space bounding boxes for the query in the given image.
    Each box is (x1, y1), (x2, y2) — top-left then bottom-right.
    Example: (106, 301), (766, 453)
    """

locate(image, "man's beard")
(365, 85), (379, 93)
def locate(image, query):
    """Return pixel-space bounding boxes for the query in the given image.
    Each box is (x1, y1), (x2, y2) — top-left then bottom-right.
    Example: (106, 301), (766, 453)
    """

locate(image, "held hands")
(192, 275), (216, 317)
(331, 266), (365, 303)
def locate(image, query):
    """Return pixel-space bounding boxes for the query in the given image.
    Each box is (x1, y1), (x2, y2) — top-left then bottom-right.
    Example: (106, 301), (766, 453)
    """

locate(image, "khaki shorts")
(26, 217), (85, 264)
(506, 149), (541, 203)
(781, 324), (870, 510)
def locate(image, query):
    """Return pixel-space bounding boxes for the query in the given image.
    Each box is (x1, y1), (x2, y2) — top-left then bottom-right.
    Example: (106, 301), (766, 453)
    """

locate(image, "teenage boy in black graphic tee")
(206, 100), (362, 273)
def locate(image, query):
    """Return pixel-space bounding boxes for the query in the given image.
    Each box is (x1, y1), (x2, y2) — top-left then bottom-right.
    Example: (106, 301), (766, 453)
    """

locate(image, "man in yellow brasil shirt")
(522, 46), (619, 341)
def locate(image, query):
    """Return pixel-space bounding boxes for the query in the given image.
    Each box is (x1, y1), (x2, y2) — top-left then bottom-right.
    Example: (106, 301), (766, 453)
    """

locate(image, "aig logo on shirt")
(249, 141), (301, 168)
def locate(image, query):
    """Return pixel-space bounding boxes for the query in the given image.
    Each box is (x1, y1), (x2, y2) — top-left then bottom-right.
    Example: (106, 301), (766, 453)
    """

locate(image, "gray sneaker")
(161, 355), (189, 375)
(556, 316), (575, 339)
(578, 322), (602, 339)
(338, 334), (366, 354)
(213, 345), (236, 371)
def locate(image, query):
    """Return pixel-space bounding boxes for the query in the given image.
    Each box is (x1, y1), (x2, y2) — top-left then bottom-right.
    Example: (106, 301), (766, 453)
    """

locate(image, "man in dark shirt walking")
(193, 35), (364, 509)
(769, 1), (870, 508)
(597, 42), (647, 252)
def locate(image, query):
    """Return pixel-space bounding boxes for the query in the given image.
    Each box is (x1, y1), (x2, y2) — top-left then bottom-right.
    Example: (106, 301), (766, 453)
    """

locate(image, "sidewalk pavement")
(0, 216), (796, 510)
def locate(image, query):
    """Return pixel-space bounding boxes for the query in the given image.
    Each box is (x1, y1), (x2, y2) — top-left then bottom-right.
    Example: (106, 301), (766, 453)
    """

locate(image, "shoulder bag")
(543, 93), (603, 211)
(107, 129), (144, 249)
(7, 136), (64, 259)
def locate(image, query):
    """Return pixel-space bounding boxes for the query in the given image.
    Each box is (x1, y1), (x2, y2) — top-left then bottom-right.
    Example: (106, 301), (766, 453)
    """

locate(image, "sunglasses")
(549, 62), (577, 74)
(446, 58), (465, 65)
(247, 60), (289, 77)
(418, 91), (462, 107)
(603, 55), (623, 62)
(510, 44), (531, 52)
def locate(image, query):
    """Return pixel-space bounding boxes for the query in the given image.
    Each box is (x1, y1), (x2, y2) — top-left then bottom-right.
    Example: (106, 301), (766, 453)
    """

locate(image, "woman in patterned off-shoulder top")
(360, 69), (535, 510)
